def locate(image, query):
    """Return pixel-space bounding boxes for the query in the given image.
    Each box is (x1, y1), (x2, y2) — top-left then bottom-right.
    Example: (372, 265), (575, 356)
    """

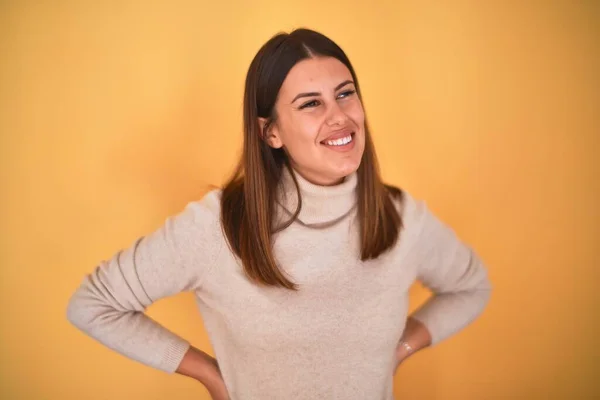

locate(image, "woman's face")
(261, 56), (366, 186)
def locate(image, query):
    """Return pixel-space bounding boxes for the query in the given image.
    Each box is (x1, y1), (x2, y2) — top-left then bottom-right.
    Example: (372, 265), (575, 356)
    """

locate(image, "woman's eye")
(338, 90), (356, 99)
(300, 100), (319, 109)
(299, 91), (355, 109)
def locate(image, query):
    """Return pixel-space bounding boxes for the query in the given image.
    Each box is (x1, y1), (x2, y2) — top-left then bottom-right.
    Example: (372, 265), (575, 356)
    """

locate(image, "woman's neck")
(276, 166), (358, 227)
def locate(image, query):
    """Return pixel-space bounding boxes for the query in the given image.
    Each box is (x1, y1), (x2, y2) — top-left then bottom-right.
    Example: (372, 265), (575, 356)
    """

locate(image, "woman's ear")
(258, 117), (283, 149)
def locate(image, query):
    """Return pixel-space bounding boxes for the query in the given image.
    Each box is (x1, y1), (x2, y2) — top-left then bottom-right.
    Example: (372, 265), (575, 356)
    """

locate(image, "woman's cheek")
(299, 118), (321, 143)
(347, 101), (365, 121)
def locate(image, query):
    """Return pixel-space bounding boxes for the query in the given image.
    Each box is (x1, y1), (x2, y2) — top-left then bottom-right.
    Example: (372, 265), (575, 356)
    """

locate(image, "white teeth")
(325, 135), (353, 146)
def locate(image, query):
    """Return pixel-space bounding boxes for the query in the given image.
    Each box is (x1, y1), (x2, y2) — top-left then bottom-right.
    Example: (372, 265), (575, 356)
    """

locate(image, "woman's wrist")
(398, 340), (415, 355)
(397, 317), (433, 360)
(176, 346), (221, 384)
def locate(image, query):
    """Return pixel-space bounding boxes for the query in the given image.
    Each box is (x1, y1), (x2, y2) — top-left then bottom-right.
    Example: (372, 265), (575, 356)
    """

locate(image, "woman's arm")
(395, 316), (432, 367)
(177, 346), (229, 399)
(397, 193), (492, 362)
(177, 346), (220, 381)
(66, 192), (223, 374)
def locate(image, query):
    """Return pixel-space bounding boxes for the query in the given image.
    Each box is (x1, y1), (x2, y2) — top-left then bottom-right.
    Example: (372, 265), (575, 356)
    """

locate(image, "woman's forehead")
(279, 57), (353, 96)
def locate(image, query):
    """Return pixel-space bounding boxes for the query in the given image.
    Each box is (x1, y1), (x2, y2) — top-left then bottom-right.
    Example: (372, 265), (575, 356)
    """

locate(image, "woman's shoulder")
(178, 188), (224, 226)
(196, 187), (223, 210)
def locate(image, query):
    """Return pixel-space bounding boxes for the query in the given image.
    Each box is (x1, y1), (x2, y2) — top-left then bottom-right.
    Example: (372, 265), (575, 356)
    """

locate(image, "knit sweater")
(66, 167), (492, 400)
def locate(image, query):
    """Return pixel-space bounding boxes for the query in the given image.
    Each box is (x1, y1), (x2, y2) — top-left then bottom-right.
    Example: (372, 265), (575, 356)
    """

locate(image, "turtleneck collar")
(276, 166), (358, 227)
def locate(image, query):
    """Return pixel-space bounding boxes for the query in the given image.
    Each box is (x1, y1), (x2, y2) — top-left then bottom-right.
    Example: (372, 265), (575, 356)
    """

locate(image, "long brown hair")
(221, 28), (404, 290)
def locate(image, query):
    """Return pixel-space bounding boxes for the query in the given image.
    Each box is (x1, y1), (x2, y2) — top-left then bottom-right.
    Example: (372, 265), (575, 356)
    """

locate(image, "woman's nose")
(326, 102), (349, 127)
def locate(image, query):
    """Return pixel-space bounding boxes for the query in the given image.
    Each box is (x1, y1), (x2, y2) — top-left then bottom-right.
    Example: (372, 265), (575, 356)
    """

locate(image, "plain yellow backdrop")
(1, 1), (598, 399)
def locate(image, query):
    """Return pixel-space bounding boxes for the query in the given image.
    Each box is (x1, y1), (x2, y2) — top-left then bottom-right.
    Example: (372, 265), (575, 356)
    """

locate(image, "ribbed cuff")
(160, 339), (192, 373)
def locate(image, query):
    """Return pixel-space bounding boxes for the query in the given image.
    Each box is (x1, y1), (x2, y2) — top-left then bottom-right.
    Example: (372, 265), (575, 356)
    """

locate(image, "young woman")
(67, 28), (492, 400)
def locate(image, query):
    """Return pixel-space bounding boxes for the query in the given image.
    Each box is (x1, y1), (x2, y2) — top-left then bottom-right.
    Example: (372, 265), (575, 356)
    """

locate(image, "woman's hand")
(393, 317), (433, 373)
(393, 341), (414, 374)
(204, 363), (230, 400)
(176, 346), (231, 399)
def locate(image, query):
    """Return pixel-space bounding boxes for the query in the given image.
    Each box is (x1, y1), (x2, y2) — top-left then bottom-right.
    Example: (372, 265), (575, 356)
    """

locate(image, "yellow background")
(1, 1), (598, 399)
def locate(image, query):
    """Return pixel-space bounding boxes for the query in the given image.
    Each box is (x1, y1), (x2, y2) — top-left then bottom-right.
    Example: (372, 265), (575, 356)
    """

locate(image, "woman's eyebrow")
(290, 80), (355, 104)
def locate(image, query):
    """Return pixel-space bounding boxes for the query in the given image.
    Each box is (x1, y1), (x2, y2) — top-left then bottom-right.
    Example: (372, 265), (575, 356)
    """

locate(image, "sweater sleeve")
(66, 191), (223, 373)
(404, 193), (492, 346)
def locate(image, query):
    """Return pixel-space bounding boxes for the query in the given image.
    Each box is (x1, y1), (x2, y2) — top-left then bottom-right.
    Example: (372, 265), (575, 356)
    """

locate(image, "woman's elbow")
(66, 288), (90, 330)
(474, 269), (493, 311)
(65, 284), (109, 332)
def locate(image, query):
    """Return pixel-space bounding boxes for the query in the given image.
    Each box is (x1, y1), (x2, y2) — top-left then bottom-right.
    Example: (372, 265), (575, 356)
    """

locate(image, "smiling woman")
(221, 30), (406, 294)
(262, 61), (364, 182)
(66, 28), (492, 400)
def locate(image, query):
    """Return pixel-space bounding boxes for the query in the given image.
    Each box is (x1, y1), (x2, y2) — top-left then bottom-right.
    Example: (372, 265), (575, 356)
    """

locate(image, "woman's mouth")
(320, 132), (356, 151)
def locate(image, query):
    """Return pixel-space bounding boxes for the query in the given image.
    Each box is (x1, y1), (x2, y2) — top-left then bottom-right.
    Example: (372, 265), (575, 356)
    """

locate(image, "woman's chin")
(333, 159), (361, 177)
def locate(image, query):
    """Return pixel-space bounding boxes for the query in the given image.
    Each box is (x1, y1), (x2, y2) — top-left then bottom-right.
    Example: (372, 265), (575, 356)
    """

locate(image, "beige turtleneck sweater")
(66, 168), (491, 400)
